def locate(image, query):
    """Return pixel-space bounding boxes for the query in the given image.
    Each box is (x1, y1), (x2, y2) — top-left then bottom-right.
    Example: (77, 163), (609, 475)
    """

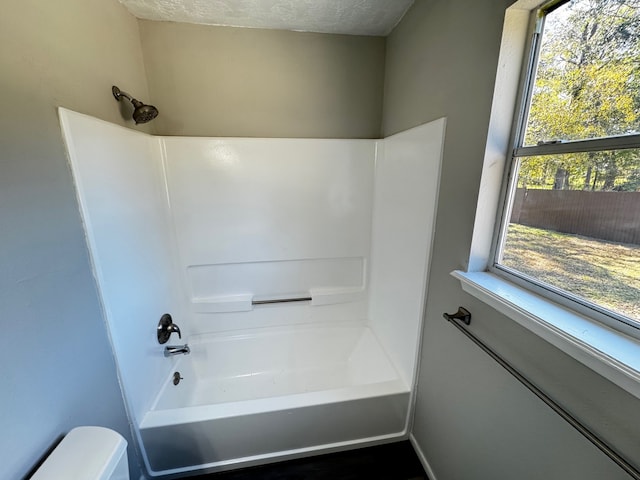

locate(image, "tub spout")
(164, 344), (190, 357)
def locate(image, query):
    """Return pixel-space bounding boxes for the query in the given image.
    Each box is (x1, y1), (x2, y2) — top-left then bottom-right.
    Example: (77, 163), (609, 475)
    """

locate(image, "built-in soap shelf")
(192, 287), (365, 313)
(187, 257), (366, 313)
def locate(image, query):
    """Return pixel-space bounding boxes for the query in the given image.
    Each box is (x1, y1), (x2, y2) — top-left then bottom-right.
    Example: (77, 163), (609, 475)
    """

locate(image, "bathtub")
(139, 323), (411, 476)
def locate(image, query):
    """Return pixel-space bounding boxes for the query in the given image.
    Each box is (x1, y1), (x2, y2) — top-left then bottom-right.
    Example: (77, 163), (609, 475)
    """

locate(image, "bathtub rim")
(141, 378), (408, 428)
(139, 321), (412, 476)
(142, 431), (411, 477)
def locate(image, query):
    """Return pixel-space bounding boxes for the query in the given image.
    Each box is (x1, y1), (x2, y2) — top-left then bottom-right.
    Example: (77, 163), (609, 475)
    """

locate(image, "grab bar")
(443, 307), (640, 480)
(252, 296), (312, 306)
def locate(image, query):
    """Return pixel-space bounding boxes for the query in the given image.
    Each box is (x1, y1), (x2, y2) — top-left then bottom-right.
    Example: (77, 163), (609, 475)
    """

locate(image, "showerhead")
(112, 85), (159, 124)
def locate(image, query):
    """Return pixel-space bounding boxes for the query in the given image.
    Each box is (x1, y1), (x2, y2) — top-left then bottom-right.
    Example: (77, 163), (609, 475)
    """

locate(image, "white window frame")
(457, 0), (640, 400)
(492, 0), (640, 336)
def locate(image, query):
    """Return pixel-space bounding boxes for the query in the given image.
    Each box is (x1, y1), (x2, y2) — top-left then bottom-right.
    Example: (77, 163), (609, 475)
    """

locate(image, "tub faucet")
(164, 344), (190, 357)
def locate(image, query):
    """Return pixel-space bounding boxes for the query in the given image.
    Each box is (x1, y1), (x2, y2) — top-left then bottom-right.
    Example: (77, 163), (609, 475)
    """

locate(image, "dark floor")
(186, 442), (427, 480)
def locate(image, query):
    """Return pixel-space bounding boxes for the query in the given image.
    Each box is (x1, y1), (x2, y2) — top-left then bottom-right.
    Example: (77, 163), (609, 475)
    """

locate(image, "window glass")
(496, 0), (640, 327)
(524, 0), (640, 145)
(499, 151), (640, 322)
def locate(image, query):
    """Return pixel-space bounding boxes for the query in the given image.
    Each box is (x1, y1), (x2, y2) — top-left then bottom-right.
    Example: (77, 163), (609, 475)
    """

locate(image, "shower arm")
(112, 86), (143, 107)
(112, 86), (132, 101)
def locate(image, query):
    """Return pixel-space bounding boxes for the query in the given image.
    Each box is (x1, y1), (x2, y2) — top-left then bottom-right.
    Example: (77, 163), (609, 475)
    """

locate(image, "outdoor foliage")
(519, 0), (640, 191)
(500, 0), (640, 323)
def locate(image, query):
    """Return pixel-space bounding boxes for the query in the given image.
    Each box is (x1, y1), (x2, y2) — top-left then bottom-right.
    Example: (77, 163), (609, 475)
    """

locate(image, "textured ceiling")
(119, 0), (415, 36)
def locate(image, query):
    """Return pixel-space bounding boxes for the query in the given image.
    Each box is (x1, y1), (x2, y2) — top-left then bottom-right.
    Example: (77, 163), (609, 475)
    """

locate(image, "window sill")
(452, 270), (640, 400)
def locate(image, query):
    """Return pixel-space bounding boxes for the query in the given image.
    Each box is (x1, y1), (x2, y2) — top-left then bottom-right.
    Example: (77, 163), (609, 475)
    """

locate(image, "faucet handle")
(167, 323), (181, 339)
(157, 314), (182, 344)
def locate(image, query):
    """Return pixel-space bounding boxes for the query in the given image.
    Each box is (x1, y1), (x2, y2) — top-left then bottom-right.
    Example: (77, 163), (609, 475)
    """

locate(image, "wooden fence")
(510, 188), (640, 245)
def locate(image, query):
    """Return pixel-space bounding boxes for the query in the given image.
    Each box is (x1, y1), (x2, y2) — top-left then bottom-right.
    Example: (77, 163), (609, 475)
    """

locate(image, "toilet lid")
(31, 426), (128, 480)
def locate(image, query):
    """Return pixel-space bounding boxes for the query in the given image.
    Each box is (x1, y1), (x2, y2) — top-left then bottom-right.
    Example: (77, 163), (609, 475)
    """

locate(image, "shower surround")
(59, 108), (445, 476)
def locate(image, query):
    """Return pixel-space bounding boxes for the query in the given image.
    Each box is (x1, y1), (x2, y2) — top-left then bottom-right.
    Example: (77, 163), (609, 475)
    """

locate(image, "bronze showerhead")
(112, 85), (158, 124)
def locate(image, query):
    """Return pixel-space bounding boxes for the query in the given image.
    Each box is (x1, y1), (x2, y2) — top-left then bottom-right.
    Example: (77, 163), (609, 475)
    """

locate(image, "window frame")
(488, 0), (640, 339)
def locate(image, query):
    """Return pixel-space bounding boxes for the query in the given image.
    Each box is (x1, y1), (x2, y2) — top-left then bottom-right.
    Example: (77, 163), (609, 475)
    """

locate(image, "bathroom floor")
(185, 441), (428, 480)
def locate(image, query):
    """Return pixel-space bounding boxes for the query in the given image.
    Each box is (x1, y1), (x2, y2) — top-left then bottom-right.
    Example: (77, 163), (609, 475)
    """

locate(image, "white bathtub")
(139, 324), (411, 476)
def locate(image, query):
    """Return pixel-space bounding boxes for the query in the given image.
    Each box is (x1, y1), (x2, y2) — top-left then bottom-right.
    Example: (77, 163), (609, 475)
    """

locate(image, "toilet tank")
(32, 426), (129, 480)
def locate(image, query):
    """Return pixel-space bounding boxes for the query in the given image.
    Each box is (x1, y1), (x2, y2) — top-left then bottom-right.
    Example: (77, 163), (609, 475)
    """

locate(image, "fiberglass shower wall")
(59, 109), (183, 423)
(162, 136), (374, 333)
(60, 107), (444, 426)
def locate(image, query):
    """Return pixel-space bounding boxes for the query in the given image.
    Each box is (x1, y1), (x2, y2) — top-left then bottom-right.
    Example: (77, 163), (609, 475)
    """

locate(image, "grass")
(502, 223), (640, 321)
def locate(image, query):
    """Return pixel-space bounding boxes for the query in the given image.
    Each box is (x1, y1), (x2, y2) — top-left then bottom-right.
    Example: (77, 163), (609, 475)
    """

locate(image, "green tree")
(520, 0), (640, 191)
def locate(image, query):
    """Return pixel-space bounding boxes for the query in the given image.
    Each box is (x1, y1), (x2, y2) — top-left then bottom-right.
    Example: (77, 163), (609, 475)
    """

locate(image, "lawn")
(501, 223), (640, 322)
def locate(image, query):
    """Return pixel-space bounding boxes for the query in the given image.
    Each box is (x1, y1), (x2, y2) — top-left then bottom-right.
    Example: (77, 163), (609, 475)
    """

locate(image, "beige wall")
(138, 20), (385, 138)
(0, 1), (149, 478)
(384, 1), (640, 479)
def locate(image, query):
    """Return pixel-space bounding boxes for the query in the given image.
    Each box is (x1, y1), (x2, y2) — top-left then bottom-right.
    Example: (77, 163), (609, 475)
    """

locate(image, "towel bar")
(443, 307), (640, 480)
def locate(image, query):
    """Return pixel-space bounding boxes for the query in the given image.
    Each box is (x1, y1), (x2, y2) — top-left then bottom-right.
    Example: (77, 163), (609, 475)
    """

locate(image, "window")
(494, 0), (640, 331)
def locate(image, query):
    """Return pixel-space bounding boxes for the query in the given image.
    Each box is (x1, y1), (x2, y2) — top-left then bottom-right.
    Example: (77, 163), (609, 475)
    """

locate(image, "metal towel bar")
(252, 296), (312, 306)
(443, 307), (640, 480)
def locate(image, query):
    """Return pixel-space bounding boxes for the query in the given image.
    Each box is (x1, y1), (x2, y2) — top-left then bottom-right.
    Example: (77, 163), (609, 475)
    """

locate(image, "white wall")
(161, 127), (446, 387)
(59, 111), (445, 442)
(368, 120), (445, 386)
(162, 137), (375, 334)
(60, 109), (183, 422)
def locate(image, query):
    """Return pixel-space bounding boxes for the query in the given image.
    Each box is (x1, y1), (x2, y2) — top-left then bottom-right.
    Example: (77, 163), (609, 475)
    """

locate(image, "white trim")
(468, 2), (534, 272)
(452, 270), (640, 400)
(409, 433), (438, 480)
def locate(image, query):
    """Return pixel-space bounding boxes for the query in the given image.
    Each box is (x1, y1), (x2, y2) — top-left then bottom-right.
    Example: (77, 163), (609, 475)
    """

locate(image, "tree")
(519, 0), (640, 191)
